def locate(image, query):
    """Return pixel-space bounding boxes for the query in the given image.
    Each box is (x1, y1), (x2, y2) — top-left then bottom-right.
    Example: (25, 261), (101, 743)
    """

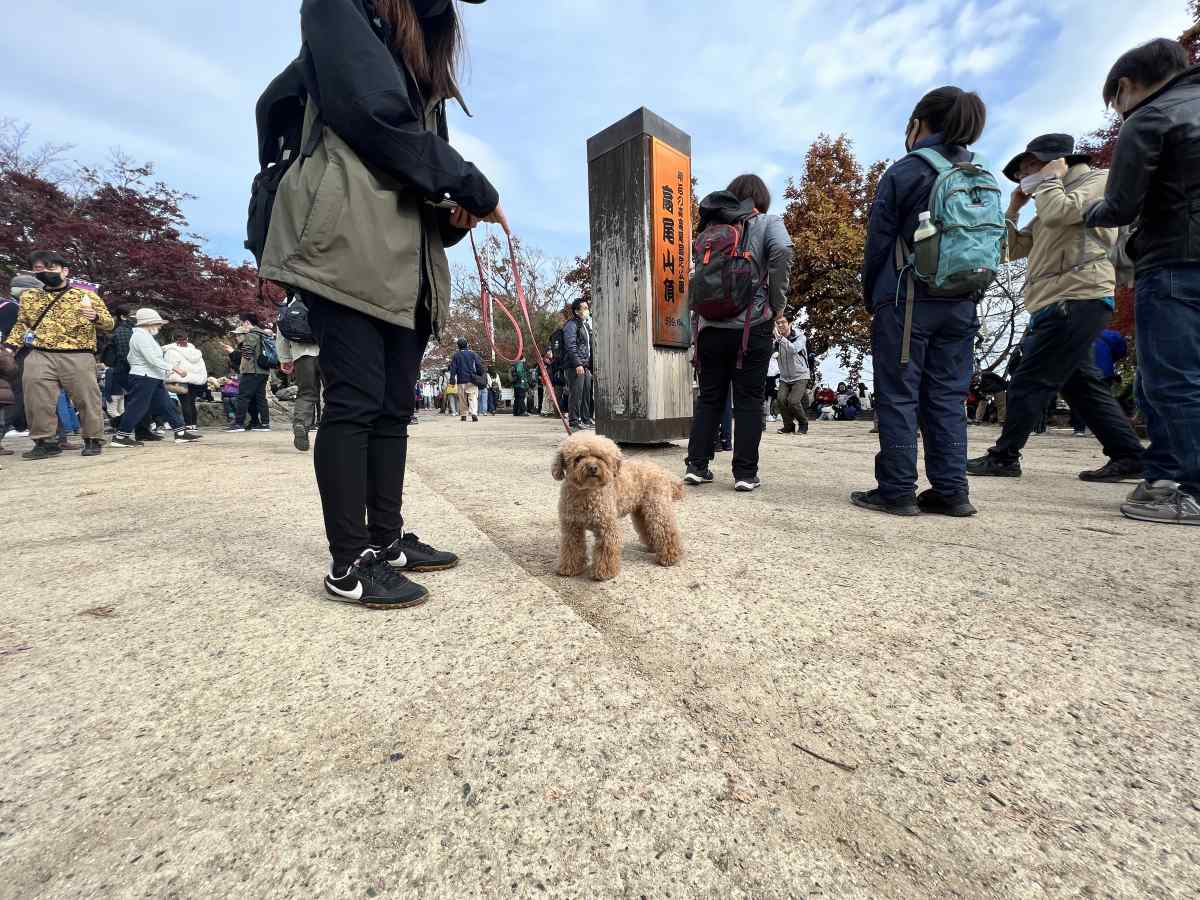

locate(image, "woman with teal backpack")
(854, 85), (1002, 518)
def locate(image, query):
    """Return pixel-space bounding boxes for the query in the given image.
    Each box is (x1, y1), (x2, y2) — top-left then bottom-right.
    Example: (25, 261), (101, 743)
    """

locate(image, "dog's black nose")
(588, 464), (599, 475)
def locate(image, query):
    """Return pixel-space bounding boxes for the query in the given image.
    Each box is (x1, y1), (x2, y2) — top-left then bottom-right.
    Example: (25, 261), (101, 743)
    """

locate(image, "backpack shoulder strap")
(909, 148), (955, 175)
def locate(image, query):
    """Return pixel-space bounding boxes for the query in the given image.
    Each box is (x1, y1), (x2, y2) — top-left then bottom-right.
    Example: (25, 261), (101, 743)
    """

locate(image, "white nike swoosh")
(325, 579), (364, 601)
(388, 552), (408, 568)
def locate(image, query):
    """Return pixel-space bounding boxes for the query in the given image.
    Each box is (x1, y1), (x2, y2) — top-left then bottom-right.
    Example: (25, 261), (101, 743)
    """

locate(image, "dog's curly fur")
(552, 433), (685, 581)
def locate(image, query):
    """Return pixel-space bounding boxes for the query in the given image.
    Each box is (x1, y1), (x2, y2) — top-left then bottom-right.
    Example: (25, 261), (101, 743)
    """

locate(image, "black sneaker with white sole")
(174, 430), (202, 443)
(325, 549), (430, 609)
(374, 533), (460, 573)
(684, 462), (714, 485)
(109, 433), (144, 449)
(734, 476), (761, 492)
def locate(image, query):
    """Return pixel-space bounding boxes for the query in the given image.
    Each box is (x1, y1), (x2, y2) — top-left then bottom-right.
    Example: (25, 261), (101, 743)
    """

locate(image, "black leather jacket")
(1086, 65), (1200, 273)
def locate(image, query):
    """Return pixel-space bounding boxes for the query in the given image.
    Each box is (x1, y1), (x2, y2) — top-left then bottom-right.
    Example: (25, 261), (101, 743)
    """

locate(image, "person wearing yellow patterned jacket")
(2, 252), (114, 460)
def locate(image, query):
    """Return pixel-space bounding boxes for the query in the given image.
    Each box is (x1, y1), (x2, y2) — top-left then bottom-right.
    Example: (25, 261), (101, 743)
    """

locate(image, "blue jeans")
(1135, 266), (1200, 496)
(872, 299), (979, 500)
(118, 375), (184, 435)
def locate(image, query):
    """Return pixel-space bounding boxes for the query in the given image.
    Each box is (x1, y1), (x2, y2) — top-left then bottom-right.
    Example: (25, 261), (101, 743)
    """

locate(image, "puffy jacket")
(863, 133), (975, 311)
(775, 328), (810, 383)
(1007, 164), (1117, 314)
(1094, 329), (1127, 379)
(562, 316), (593, 369)
(695, 191), (794, 331)
(1085, 65), (1200, 273)
(259, 0), (498, 333)
(163, 342), (208, 386)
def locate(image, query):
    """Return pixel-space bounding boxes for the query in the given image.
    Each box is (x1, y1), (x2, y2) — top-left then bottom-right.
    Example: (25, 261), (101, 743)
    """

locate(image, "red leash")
(470, 229), (572, 436)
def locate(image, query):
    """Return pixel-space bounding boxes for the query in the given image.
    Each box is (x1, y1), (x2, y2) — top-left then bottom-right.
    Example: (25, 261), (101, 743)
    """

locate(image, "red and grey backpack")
(690, 204), (766, 367)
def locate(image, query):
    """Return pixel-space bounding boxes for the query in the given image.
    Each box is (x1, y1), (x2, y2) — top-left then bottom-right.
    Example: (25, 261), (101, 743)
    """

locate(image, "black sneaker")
(135, 430), (164, 443)
(224, 424), (247, 433)
(293, 425), (310, 452)
(1079, 457), (1143, 483)
(850, 489), (919, 516)
(684, 462), (714, 485)
(251, 425), (272, 432)
(81, 439), (104, 457)
(21, 440), (63, 461)
(174, 430), (202, 443)
(109, 433), (143, 449)
(917, 489), (977, 517)
(471, 415), (479, 422)
(734, 476), (762, 492)
(375, 533), (460, 573)
(324, 550), (430, 609)
(777, 427), (796, 434)
(966, 454), (1021, 478)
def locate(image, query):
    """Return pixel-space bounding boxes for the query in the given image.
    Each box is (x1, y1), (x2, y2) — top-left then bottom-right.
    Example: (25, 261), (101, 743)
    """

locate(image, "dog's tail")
(672, 479), (684, 502)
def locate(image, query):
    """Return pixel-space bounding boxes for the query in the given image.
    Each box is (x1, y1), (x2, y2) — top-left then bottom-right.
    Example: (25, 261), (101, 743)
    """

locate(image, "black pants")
(179, 385), (201, 427)
(687, 323), (773, 480)
(234, 373), (269, 428)
(873, 299), (978, 501)
(305, 292), (429, 571)
(513, 386), (526, 415)
(989, 300), (1144, 464)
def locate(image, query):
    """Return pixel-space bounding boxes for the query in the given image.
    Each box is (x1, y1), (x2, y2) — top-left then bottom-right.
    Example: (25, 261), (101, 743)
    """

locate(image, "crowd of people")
(2, 1), (1195, 610)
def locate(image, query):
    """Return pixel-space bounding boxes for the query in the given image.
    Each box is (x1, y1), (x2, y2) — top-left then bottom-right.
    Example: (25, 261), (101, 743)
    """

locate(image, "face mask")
(1020, 172), (1054, 196)
(35, 271), (65, 288)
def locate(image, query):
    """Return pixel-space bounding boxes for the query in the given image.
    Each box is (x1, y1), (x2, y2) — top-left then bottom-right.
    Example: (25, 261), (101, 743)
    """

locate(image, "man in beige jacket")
(968, 134), (1145, 483)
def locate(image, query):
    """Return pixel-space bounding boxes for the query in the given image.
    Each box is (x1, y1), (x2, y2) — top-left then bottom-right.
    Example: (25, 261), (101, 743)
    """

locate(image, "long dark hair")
(727, 174), (771, 213)
(910, 86), (987, 147)
(373, 0), (464, 101)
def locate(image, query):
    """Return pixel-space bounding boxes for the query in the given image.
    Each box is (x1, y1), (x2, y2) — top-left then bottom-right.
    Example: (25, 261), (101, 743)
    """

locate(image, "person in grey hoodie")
(685, 175), (794, 492)
(110, 309), (202, 448)
(774, 318), (810, 435)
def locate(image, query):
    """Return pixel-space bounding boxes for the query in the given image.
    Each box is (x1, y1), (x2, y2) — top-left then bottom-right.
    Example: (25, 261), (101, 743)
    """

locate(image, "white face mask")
(1020, 172), (1054, 196)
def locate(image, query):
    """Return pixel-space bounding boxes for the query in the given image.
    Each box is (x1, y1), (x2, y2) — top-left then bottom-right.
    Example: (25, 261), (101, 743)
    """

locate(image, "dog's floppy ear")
(552, 450), (566, 481)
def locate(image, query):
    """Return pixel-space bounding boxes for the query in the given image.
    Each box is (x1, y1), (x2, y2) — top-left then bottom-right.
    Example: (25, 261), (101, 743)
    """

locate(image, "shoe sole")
(919, 505), (978, 518)
(1080, 474), (1143, 484)
(1120, 506), (1200, 526)
(402, 560), (460, 573)
(734, 483), (761, 492)
(324, 585), (431, 609)
(850, 495), (920, 516)
(683, 474), (713, 485)
(968, 470), (1021, 478)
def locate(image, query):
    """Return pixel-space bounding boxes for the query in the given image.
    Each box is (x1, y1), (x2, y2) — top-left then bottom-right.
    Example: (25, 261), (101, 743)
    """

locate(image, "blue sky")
(0, 0), (1189, 279)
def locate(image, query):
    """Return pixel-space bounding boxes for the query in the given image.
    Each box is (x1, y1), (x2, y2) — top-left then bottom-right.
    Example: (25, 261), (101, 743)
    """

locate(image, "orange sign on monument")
(649, 138), (692, 348)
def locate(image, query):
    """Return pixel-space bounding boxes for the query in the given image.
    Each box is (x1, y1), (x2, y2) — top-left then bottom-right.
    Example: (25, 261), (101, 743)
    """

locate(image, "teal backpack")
(894, 148), (1006, 363)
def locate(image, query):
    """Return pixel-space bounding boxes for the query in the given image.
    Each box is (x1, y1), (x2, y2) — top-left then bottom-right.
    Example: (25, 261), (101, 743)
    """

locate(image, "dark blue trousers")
(1136, 265), (1200, 496)
(118, 375), (184, 435)
(872, 299), (978, 501)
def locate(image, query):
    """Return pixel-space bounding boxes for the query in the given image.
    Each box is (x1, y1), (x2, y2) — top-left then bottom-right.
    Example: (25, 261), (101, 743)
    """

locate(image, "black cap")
(1003, 134), (1092, 183)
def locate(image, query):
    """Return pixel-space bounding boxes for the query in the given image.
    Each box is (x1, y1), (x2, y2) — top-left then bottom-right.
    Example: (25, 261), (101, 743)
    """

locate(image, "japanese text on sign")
(649, 138), (692, 348)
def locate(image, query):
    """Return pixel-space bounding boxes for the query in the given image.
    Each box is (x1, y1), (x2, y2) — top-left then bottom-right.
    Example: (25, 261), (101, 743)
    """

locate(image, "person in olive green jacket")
(968, 134), (1144, 485)
(257, 0), (507, 610)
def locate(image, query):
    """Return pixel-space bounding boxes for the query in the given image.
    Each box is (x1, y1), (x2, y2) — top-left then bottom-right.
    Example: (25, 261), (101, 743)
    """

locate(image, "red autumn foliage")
(0, 126), (271, 336)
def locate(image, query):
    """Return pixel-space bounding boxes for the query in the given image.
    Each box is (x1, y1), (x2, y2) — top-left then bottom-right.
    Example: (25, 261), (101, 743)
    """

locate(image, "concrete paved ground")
(1, 414), (1196, 899)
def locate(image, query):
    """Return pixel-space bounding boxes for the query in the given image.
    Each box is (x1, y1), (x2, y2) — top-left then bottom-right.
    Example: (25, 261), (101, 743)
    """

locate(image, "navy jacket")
(562, 316), (592, 369)
(862, 133), (974, 311)
(450, 349), (484, 385)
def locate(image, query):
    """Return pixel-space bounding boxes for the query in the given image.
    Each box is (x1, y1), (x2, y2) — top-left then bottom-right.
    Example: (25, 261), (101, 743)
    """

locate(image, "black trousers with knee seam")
(304, 291), (430, 571)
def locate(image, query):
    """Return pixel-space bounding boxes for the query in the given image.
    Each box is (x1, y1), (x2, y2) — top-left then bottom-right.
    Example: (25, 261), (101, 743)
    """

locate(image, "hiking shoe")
(1079, 457), (1143, 483)
(109, 433), (142, 449)
(1127, 479), (1180, 503)
(967, 454), (1021, 478)
(81, 439), (104, 457)
(734, 476), (762, 493)
(917, 489), (977, 517)
(251, 425), (272, 432)
(684, 463), (714, 485)
(1121, 488), (1200, 526)
(325, 550), (430, 609)
(174, 431), (202, 443)
(22, 440), (63, 461)
(850, 489), (919, 516)
(293, 425), (310, 452)
(375, 533), (460, 573)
